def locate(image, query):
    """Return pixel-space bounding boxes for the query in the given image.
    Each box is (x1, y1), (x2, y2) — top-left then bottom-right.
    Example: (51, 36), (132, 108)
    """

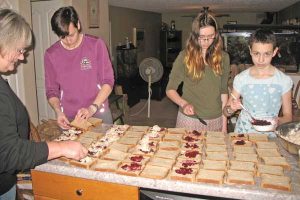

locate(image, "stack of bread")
(52, 124), (294, 192)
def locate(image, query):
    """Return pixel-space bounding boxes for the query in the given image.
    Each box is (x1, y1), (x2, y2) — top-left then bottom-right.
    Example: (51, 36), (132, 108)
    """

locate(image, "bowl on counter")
(275, 121), (300, 155)
(251, 117), (277, 132)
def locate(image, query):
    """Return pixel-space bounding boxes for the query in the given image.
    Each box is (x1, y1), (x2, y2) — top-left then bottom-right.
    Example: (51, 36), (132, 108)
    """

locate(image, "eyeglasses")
(198, 34), (215, 42)
(251, 51), (274, 58)
(17, 48), (26, 55)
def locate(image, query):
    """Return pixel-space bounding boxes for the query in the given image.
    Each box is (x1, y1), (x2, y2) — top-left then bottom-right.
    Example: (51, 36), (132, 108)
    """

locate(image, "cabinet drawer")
(31, 170), (139, 200)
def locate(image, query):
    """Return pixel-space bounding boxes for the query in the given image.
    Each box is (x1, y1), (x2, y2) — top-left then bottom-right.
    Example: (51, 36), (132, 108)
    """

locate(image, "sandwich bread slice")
(261, 174), (291, 191)
(140, 164), (169, 179)
(196, 169), (225, 184)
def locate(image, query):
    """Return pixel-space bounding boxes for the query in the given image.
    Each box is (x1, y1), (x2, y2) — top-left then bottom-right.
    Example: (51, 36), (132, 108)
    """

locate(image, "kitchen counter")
(32, 139), (300, 200)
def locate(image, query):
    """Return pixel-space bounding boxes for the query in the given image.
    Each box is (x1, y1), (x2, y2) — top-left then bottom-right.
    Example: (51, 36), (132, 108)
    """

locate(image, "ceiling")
(108, 0), (299, 14)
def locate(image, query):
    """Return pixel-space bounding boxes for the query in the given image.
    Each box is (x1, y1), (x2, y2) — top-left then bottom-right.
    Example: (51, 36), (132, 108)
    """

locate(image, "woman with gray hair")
(0, 9), (87, 199)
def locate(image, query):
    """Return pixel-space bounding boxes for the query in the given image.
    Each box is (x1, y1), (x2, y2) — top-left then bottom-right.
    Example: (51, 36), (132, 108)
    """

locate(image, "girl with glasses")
(166, 12), (230, 133)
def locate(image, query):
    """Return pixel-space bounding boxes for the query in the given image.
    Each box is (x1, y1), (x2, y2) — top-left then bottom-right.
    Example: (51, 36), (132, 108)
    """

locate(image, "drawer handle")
(76, 189), (83, 196)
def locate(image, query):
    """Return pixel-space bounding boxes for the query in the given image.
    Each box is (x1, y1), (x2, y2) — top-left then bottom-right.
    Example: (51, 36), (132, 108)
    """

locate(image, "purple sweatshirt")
(44, 34), (114, 119)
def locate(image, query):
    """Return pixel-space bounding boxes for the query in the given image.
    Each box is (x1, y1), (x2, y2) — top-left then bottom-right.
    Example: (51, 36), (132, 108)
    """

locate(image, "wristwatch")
(90, 103), (99, 114)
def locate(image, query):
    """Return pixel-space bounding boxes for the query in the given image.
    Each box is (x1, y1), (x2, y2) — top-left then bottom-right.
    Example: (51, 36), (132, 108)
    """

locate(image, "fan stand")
(147, 72), (152, 118)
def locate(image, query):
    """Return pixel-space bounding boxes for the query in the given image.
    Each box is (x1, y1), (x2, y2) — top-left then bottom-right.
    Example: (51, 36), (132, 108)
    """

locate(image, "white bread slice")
(175, 160), (200, 169)
(229, 160), (255, 173)
(261, 174), (291, 191)
(182, 135), (202, 143)
(169, 167), (198, 182)
(128, 126), (149, 132)
(205, 137), (226, 145)
(181, 142), (203, 152)
(234, 153), (258, 163)
(248, 133), (268, 142)
(229, 133), (249, 141)
(159, 140), (181, 150)
(54, 134), (78, 141)
(92, 159), (121, 172)
(177, 150), (201, 162)
(261, 156), (290, 170)
(257, 164), (284, 176)
(167, 128), (186, 134)
(231, 139), (253, 147)
(196, 169), (225, 184)
(205, 144), (227, 152)
(118, 136), (140, 146)
(226, 170), (255, 185)
(256, 148), (281, 158)
(163, 133), (183, 141)
(123, 154), (150, 165)
(70, 118), (93, 131)
(87, 117), (102, 127)
(69, 156), (96, 169)
(256, 141), (278, 149)
(87, 142), (108, 158)
(82, 131), (104, 140)
(206, 131), (225, 138)
(233, 146), (256, 154)
(112, 124), (130, 132)
(140, 164), (169, 179)
(131, 146), (156, 157)
(148, 157), (175, 169)
(102, 149), (129, 161)
(77, 137), (95, 147)
(123, 131), (144, 139)
(109, 142), (132, 152)
(206, 152), (228, 161)
(117, 162), (144, 176)
(185, 130), (205, 140)
(155, 149), (179, 160)
(202, 160), (227, 171)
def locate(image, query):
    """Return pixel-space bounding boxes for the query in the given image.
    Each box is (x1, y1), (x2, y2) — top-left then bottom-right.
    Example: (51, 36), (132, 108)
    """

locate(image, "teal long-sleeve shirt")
(166, 50), (230, 119)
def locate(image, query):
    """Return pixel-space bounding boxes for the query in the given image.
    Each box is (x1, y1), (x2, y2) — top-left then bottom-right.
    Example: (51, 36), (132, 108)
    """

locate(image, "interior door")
(31, 0), (65, 122)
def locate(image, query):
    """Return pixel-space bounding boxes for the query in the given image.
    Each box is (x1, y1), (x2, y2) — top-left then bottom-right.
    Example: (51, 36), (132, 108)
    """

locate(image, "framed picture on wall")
(133, 28), (145, 51)
(88, 0), (99, 28)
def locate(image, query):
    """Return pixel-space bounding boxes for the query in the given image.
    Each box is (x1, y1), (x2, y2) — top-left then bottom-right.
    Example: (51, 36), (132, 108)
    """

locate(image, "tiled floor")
(124, 97), (178, 128)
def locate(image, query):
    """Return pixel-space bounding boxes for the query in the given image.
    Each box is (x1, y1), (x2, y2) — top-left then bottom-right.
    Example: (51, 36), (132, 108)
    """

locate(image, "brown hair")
(184, 12), (223, 80)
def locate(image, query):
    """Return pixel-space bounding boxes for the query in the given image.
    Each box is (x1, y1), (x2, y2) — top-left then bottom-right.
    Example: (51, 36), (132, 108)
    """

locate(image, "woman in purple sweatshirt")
(45, 6), (114, 129)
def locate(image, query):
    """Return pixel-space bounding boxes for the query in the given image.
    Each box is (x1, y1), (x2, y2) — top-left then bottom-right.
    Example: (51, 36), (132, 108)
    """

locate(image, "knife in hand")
(195, 114), (207, 126)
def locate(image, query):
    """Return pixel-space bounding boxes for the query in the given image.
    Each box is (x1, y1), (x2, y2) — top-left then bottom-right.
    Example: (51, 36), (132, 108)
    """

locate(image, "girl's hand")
(182, 103), (195, 116)
(230, 98), (242, 111)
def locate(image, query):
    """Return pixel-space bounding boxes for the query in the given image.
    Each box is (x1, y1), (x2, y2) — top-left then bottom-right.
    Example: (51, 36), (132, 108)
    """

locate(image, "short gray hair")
(0, 9), (32, 55)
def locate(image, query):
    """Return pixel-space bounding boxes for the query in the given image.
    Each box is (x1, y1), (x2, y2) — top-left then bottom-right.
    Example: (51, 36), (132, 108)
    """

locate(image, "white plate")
(252, 117), (276, 132)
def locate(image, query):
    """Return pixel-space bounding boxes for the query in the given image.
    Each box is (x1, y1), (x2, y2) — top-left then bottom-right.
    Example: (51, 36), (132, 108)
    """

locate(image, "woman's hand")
(182, 103), (195, 116)
(57, 112), (71, 129)
(60, 141), (88, 160)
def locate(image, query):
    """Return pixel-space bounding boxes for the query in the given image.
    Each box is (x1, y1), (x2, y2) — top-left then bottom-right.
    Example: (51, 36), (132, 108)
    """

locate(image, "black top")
(0, 76), (48, 194)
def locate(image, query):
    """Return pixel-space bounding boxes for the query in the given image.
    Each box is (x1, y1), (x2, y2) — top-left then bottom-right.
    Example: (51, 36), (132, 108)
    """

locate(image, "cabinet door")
(32, 170), (139, 200)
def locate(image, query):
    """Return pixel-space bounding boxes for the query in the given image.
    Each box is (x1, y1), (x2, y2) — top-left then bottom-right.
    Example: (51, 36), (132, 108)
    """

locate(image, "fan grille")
(139, 57), (164, 83)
